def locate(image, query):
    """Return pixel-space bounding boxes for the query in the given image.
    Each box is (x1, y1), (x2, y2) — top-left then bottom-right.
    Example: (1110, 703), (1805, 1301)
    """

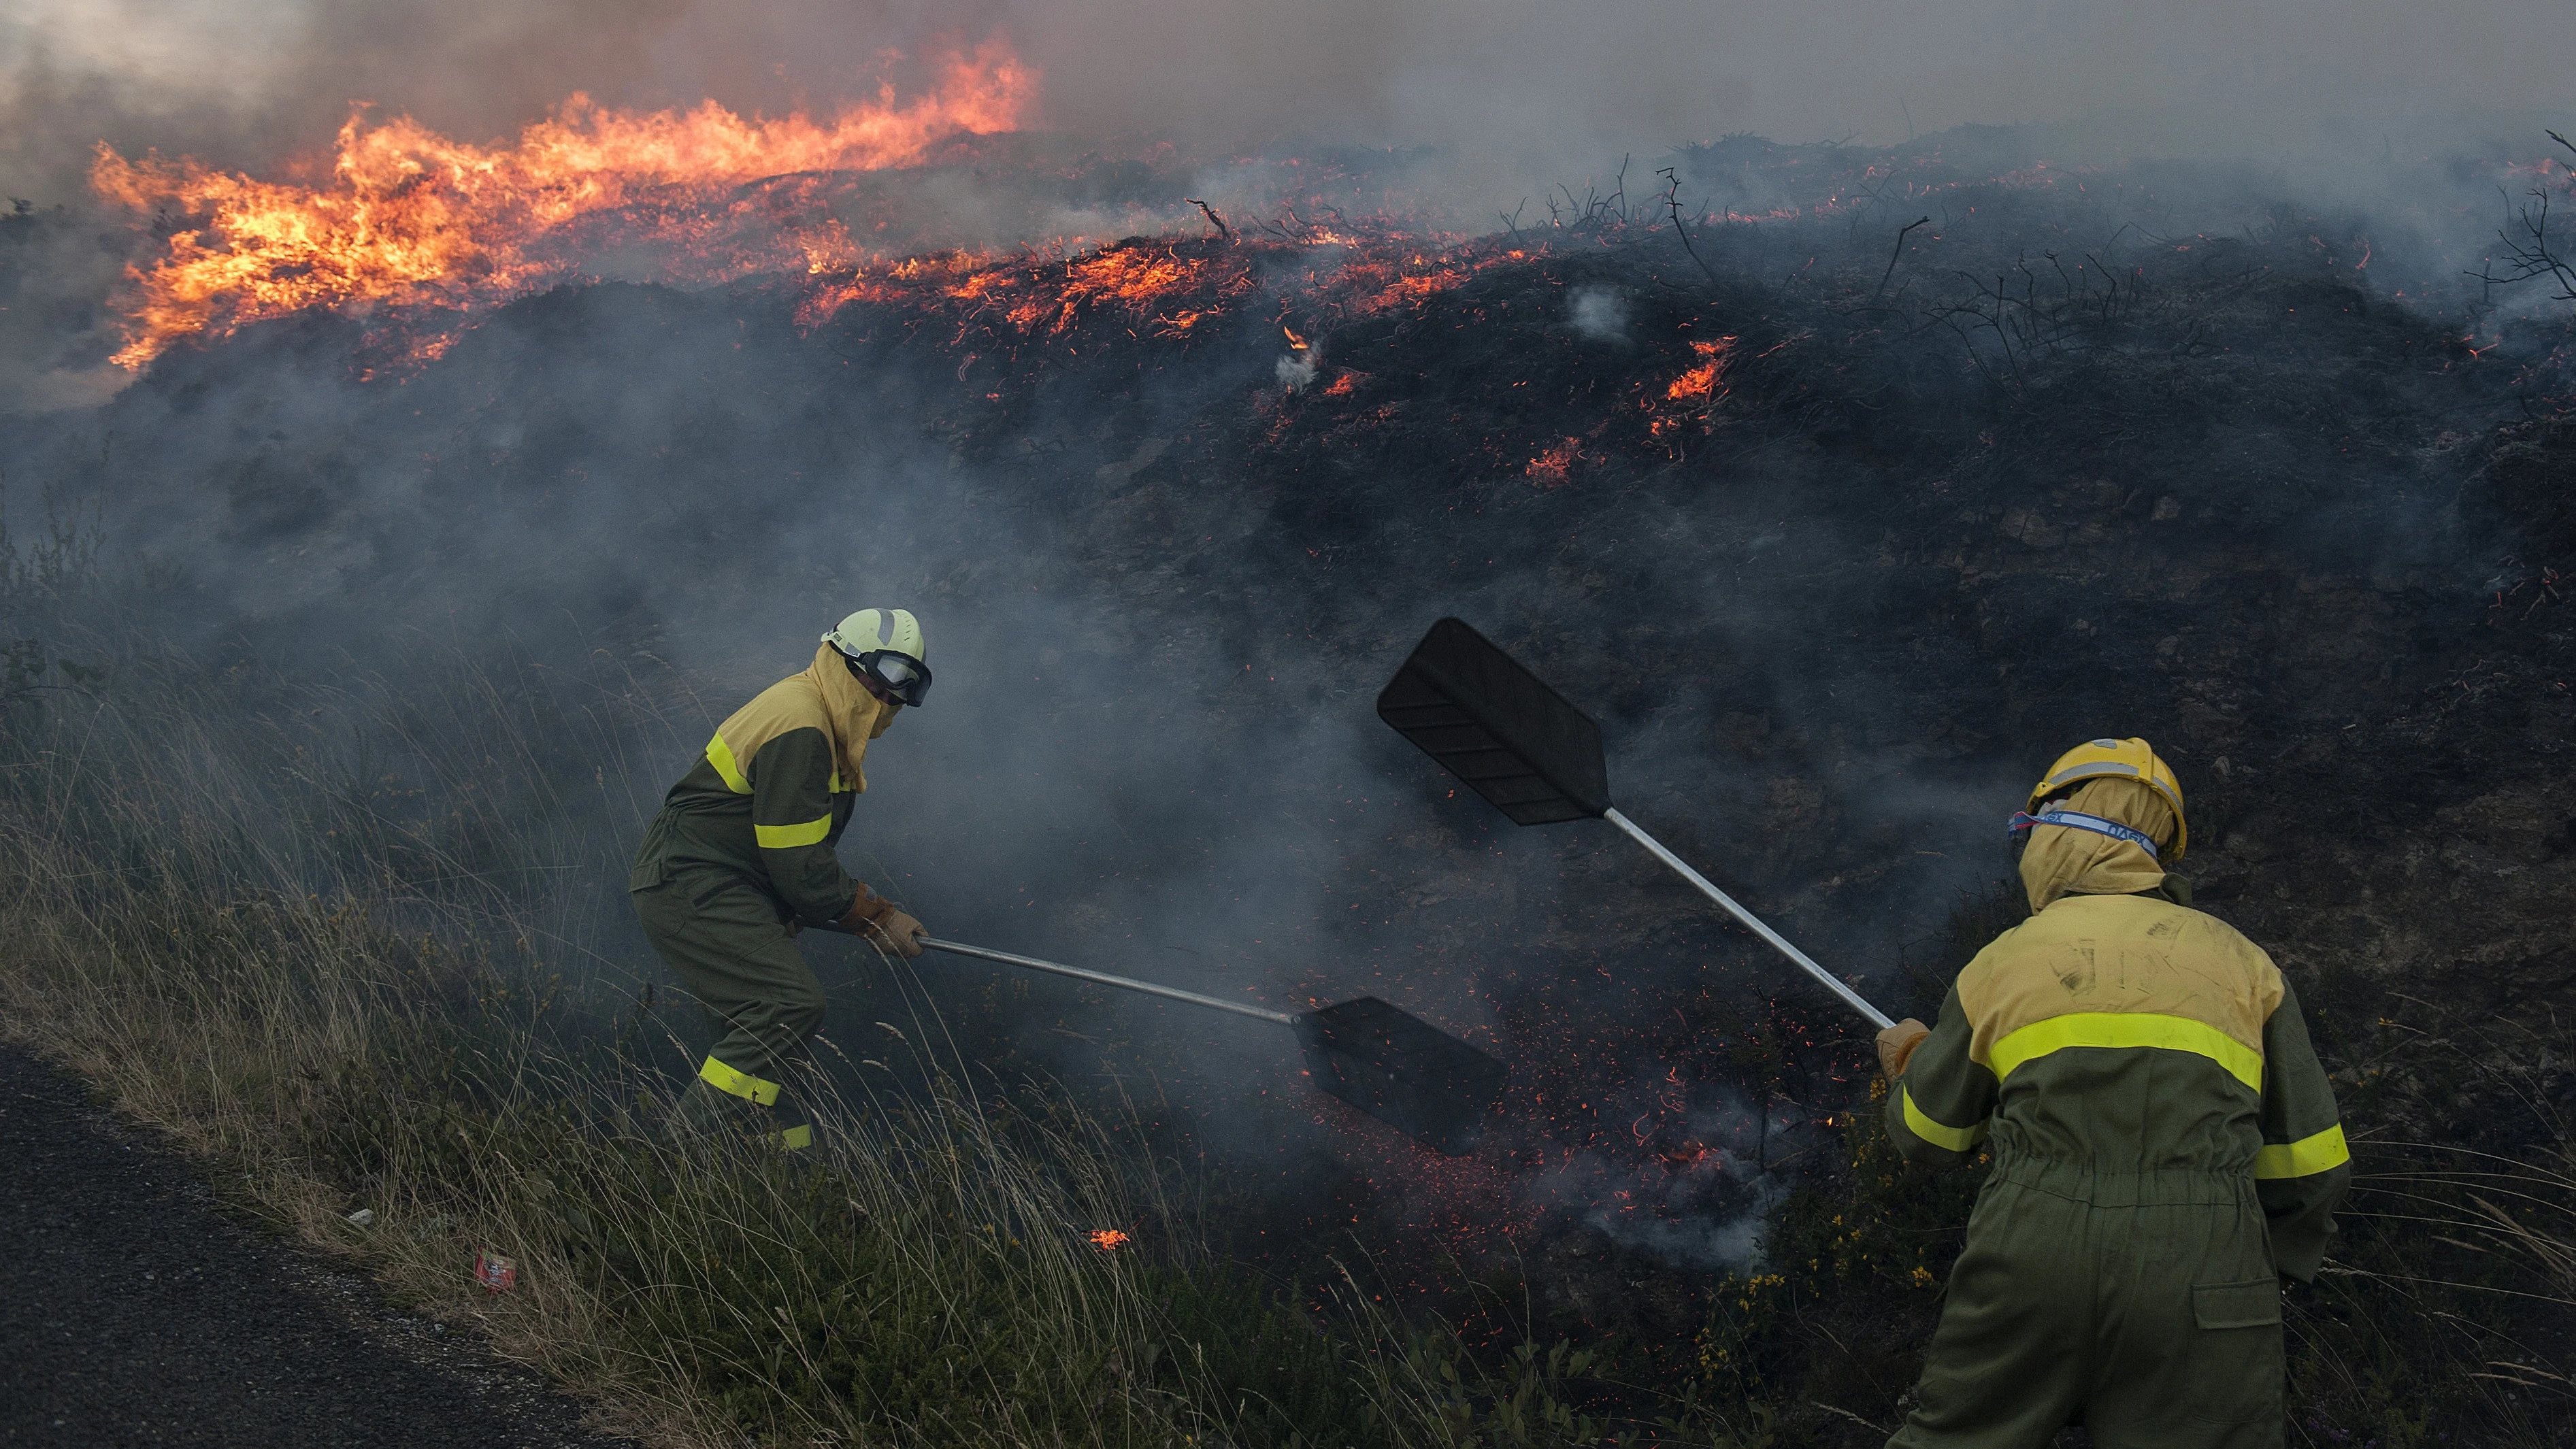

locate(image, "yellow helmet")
(2026, 737), (2187, 859)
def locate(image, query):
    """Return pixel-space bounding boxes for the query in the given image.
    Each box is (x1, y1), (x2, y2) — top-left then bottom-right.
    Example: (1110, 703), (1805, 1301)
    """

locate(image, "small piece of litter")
(345, 1208), (376, 1227)
(473, 1250), (518, 1292)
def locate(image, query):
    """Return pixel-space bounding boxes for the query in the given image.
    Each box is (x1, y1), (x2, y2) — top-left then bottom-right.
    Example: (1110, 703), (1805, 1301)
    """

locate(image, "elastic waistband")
(1989, 1156), (2258, 1207)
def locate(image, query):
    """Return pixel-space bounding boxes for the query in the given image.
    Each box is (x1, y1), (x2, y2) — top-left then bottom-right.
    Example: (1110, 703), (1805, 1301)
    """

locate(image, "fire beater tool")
(1375, 617), (1894, 1031)
(822, 924), (1506, 1154)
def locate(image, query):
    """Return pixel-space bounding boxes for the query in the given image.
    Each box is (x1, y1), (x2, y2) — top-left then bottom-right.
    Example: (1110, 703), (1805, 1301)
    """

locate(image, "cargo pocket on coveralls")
(2184, 1278), (2285, 1425)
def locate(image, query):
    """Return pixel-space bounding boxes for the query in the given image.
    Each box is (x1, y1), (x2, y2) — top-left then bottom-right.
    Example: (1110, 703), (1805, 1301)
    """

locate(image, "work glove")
(838, 886), (927, 959)
(1876, 1018), (1931, 1080)
(868, 907), (927, 959)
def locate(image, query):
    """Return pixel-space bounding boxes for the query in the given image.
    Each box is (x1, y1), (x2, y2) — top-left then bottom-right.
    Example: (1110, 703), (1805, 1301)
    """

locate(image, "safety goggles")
(850, 648), (932, 707)
(2006, 807), (2162, 861)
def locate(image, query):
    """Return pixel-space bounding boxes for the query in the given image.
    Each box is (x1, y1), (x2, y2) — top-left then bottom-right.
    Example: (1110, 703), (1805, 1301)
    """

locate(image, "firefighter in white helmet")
(628, 609), (933, 1149)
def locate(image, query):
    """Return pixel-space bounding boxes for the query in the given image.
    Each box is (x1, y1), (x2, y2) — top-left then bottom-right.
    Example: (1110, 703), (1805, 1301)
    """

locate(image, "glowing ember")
(1087, 1229), (1131, 1251)
(1525, 437), (1581, 485)
(1647, 337), (1736, 442)
(91, 36), (1036, 369)
(1664, 338), (1733, 404)
(793, 241), (1259, 341)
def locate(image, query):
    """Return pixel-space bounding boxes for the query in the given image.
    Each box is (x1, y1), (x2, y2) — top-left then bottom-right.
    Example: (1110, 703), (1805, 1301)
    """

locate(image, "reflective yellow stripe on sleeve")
(1989, 1012), (2264, 1094)
(699, 1055), (781, 1105)
(755, 816), (833, 848)
(2254, 1122), (2349, 1180)
(706, 733), (752, 795)
(1900, 1084), (1989, 1152)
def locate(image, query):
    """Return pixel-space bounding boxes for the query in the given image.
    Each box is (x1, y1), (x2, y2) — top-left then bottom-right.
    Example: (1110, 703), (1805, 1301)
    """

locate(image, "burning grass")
(90, 37), (1034, 371)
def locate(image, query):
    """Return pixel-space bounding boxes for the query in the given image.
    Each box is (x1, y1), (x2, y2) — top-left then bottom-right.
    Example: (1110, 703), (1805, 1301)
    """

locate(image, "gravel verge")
(0, 1042), (643, 1448)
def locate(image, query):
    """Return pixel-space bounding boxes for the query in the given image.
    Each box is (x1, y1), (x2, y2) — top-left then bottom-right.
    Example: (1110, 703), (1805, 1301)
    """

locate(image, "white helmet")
(823, 608), (931, 707)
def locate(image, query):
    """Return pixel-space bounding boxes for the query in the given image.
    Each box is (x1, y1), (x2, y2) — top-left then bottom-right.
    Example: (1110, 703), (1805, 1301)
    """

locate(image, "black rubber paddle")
(829, 925), (1506, 1154)
(1376, 617), (1894, 1029)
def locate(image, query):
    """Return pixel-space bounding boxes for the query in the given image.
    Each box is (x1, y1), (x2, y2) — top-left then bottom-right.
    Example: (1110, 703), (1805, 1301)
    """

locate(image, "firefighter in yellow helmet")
(628, 609), (934, 1150)
(1873, 738), (2349, 1447)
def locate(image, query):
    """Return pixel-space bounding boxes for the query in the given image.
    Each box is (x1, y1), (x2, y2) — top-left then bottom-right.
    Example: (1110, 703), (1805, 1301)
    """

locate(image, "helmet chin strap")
(2009, 808), (2163, 861)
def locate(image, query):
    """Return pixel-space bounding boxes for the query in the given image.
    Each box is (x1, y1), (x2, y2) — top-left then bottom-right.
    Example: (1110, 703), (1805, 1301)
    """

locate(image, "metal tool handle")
(918, 937), (1300, 1026)
(1602, 807), (1895, 1030)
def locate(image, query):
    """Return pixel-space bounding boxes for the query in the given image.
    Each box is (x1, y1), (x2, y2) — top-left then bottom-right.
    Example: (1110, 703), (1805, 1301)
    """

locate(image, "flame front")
(91, 37), (1036, 369)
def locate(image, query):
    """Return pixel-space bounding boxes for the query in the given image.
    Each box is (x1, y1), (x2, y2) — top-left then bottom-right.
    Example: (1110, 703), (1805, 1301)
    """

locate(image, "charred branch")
(1872, 216), (1932, 303)
(1546, 156), (1633, 235)
(1656, 167), (1722, 291)
(2471, 132), (2576, 308)
(1184, 197), (1232, 241)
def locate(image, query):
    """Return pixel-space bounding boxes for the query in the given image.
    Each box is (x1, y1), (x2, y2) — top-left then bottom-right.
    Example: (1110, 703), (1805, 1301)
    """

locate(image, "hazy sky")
(7, 0), (2571, 201)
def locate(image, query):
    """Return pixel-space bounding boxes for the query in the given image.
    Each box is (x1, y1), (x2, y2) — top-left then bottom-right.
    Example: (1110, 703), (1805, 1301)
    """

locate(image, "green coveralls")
(630, 646), (885, 1149)
(1885, 890), (2350, 1448)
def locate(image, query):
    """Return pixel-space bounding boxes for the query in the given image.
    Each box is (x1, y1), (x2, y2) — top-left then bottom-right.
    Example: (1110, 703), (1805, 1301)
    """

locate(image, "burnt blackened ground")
(5, 144), (2573, 1442)
(0, 1042), (637, 1448)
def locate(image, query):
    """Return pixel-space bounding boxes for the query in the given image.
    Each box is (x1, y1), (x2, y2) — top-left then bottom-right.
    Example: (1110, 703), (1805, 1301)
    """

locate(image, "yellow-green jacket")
(629, 644), (893, 925)
(1887, 890), (2350, 1280)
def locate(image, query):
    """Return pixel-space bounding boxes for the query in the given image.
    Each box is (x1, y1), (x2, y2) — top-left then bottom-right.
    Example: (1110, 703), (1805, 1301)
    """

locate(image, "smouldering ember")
(793, 242), (1261, 340)
(1086, 1229), (1131, 1252)
(90, 37), (1034, 369)
(789, 227), (1543, 363)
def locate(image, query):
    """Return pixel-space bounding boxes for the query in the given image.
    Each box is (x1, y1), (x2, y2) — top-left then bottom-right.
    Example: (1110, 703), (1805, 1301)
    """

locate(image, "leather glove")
(1876, 1018), (1931, 1080)
(868, 907), (927, 959)
(837, 886), (926, 959)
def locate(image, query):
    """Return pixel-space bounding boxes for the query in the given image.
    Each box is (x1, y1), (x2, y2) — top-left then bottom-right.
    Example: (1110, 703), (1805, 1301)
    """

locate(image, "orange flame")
(1087, 1229), (1131, 1251)
(1647, 337), (1736, 442)
(1664, 338), (1733, 403)
(91, 37), (1036, 369)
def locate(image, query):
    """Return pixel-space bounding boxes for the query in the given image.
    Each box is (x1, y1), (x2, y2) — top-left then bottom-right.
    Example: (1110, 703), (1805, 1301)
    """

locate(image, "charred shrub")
(2464, 416), (2576, 558)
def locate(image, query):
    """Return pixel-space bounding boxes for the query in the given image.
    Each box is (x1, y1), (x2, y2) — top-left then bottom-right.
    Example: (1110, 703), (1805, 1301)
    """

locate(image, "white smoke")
(1276, 342), (1321, 391)
(1567, 284), (1629, 343)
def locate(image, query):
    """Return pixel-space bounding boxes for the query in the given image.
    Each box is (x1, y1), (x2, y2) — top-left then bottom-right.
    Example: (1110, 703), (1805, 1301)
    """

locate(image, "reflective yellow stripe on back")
(2254, 1122), (2349, 1180)
(755, 816), (832, 849)
(706, 733), (752, 795)
(1989, 1012), (2263, 1093)
(1901, 1085), (1989, 1152)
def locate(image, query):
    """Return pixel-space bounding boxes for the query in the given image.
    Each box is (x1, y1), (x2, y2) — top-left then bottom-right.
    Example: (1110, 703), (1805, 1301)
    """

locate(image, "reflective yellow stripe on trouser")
(699, 1054), (782, 1105)
(697, 1059), (812, 1151)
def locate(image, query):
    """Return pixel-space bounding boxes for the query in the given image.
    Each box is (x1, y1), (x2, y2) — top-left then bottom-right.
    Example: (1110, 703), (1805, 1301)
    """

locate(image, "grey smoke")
(10, 0), (2576, 204)
(1568, 285), (1628, 343)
